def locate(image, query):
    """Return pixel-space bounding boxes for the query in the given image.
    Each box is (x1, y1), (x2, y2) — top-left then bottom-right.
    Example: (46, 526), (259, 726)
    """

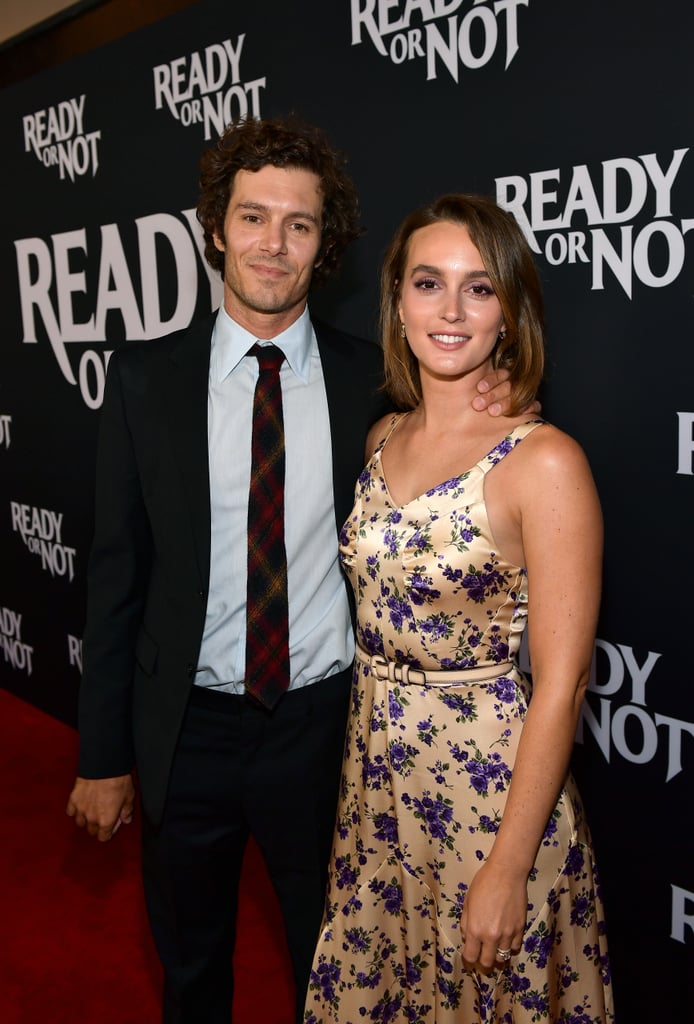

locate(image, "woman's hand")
(459, 860), (527, 971)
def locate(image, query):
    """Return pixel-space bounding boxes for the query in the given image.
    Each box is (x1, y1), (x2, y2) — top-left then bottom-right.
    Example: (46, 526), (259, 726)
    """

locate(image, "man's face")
(213, 164), (324, 337)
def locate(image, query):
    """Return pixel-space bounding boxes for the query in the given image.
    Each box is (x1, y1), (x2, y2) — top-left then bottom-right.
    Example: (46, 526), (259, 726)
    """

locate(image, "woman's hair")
(380, 193), (545, 413)
(196, 116), (361, 287)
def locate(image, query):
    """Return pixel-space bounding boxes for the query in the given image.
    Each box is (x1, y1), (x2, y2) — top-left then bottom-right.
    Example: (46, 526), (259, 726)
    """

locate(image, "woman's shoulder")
(365, 411), (404, 459)
(504, 419), (597, 495)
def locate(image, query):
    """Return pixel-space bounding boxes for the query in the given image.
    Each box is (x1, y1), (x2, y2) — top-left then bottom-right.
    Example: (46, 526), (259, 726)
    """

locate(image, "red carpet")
(0, 688), (294, 1023)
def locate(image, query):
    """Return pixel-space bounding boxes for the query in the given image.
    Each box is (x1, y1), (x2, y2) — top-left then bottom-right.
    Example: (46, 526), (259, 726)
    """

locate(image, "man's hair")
(380, 193), (545, 414)
(197, 116), (361, 288)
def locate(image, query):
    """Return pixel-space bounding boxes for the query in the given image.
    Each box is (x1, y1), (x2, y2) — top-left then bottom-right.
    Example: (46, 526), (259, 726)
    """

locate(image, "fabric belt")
(355, 645), (514, 686)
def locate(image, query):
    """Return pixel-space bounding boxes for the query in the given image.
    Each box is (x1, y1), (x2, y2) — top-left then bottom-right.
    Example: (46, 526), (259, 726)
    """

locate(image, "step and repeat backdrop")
(1, 0), (692, 1016)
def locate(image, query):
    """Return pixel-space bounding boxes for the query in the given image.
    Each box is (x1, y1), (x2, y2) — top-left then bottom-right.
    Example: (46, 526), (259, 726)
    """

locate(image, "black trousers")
(141, 668), (352, 1024)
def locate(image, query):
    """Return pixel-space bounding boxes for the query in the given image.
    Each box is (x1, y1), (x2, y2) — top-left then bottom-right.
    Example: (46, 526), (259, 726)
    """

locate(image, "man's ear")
(212, 231), (225, 253)
(315, 241), (331, 269)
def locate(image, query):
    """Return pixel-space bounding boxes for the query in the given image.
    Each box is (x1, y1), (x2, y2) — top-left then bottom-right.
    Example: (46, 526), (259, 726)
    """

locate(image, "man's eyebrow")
(235, 200), (320, 225)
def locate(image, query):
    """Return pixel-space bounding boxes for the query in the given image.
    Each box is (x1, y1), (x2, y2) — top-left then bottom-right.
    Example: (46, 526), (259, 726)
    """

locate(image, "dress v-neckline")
(377, 413), (542, 510)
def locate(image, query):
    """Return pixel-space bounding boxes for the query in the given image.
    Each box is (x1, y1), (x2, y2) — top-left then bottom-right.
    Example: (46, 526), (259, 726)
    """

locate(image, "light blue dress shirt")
(195, 305), (354, 693)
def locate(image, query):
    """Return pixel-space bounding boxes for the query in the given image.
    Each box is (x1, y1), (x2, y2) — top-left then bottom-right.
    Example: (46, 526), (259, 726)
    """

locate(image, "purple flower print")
(488, 437), (515, 464)
(372, 990), (403, 1023)
(461, 564), (506, 602)
(449, 743), (468, 764)
(489, 628), (510, 662)
(388, 691), (405, 721)
(542, 813), (559, 846)
(410, 791), (455, 842)
(386, 595), (407, 630)
(407, 571), (441, 605)
(489, 676), (517, 703)
(382, 884), (405, 917)
(520, 990), (549, 1015)
(426, 476), (461, 497)
(570, 891), (593, 928)
(582, 942), (612, 985)
(405, 529), (431, 555)
(563, 844), (586, 877)
(311, 958), (342, 1003)
(383, 529), (400, 556)
(558, 960), (579, 991)
(362, 755), (390, 790)
(373, 812), (399, 845)
(560, 1006), (598, 1024)
(440, 692), (479, 716)
(368, 877), (404, 915)
(357, 625), (383, 657)
(437, 975), (462, 1010)
(525, 923), (556, 969)
(355, 969), (381, 990)
(334, 855), (358, 890)
(389, 741), (418, 774)
(464, 751), (511, 796)
(419, 613), (452, 640)
(507, 972), (531, 995)
(388, 509), (403, 524)
(343, 927), (370, 954)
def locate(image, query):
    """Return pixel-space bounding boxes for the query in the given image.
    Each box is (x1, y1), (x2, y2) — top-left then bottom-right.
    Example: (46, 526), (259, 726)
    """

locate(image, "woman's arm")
(460, 428), (603, 969)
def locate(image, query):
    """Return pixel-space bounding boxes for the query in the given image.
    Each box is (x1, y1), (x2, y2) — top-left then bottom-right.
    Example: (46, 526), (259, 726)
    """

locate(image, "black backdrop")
(1, 1), (693, 1018)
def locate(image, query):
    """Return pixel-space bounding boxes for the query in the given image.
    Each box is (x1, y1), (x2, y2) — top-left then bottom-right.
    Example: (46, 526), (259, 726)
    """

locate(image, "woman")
(305, 195), (614, 1023)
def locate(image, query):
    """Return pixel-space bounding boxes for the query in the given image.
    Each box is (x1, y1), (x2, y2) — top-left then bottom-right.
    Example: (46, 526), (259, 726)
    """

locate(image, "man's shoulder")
(312, 318), (381, 365)
(108, 313), (215, 371)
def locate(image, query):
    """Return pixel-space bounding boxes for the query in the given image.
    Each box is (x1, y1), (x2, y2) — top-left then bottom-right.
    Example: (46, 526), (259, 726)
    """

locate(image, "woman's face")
(397, 219), (505, 385)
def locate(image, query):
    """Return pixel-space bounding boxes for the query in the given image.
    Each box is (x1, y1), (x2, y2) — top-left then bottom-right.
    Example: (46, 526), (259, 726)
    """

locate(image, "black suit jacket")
(78, 311), (387, 823)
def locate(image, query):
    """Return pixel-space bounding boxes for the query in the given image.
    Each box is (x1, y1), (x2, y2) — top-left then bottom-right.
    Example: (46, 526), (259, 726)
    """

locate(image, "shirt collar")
(210, 305), (314, 383)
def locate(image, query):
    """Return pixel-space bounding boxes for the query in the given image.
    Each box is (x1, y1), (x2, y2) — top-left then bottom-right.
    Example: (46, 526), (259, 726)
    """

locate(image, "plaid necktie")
(245, 343), (290, 709)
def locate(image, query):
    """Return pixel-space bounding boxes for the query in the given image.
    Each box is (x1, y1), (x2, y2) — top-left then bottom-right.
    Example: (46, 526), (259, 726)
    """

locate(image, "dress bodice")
(339, 415), (545, 671)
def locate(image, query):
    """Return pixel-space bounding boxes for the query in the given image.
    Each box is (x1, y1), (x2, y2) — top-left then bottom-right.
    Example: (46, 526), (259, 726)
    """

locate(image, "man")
(67, 117), (514, 1024)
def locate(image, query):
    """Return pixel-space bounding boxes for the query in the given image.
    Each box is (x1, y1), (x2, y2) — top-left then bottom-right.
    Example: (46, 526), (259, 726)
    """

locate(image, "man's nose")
(259, 220), (287, 254)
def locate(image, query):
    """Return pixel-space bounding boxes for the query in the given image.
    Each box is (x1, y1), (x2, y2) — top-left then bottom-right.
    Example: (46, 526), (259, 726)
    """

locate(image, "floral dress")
(305, 417), (614, 1024)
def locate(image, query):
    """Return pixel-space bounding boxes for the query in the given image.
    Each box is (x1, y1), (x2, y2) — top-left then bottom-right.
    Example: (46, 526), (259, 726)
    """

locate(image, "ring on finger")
(496, 947), (512, 962)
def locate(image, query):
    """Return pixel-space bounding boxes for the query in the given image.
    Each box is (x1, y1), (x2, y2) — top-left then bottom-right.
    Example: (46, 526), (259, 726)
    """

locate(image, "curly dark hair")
(196, 116), (361, 288)
(380, 193), (545, 415)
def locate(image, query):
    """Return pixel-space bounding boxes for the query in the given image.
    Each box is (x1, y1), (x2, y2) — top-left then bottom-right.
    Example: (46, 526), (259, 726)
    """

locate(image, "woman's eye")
(414, 277), (439, 290)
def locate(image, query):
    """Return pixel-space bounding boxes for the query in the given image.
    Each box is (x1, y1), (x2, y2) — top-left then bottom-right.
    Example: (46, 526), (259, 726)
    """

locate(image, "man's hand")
(472, 368), (541, 418)
(66, 774), (135, 842)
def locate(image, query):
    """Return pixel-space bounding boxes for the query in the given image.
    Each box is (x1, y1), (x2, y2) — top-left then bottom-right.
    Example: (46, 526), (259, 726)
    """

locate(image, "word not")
(0, 607), (33, 675)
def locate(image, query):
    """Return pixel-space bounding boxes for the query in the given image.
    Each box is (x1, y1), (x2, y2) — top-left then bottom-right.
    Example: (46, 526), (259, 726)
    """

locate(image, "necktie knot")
(251, 343), (285, 375)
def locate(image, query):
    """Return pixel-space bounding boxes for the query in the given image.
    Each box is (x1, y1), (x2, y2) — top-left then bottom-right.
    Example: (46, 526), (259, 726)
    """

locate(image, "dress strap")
(476, 418), (545, 475)
(372, 412), (407, 456)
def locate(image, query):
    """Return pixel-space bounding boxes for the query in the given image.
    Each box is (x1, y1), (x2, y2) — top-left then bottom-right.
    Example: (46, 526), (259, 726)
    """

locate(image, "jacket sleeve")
(78, 348), (153, 778)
